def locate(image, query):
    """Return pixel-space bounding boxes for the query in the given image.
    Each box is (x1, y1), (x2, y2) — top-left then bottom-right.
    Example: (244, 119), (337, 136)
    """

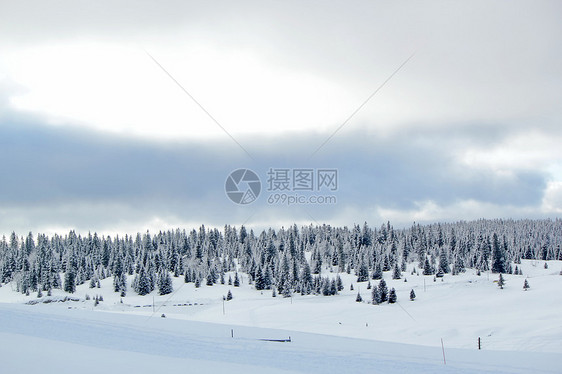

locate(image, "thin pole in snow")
(441, 338), (446, 365)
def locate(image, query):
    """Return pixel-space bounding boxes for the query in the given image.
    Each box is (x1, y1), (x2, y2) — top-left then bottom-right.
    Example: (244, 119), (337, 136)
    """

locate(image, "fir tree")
(134, 267), (152, 295)
(371, 286), (381, 305)
(423, 257), (433, 275)
(438, 248), (449, 274)
(336, 275), (344, 291)
(410, 289), (416, 301)
(378, 279), (388, 302)
(372, 263), (383, 280)
(356, 291), (362, 302)
(64, 269), (76, 293)
(392, 263), (401, 280)
(255, 267), (265, 290)
(158, 271), (173, 295)
(491, 233), (508, 273)
(382, 255), (391, 272)
(388, 288), (397, 303)
(233, 272), (240, 287)
(226, 289), (233, 300)
(498, 273), (505, 289)
(357, 261), (369, 282)
(523, 279), (530, 291)
(300, 262), (313, 294)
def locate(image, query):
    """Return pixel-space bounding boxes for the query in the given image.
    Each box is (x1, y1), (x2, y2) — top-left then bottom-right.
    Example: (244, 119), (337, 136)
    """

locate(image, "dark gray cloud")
(0, 96), (551, 233)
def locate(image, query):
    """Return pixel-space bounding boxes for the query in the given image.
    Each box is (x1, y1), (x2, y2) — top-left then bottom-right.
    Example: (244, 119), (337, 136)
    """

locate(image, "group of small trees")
(497, 273), (532, 291)
(367, 279), (396, 304)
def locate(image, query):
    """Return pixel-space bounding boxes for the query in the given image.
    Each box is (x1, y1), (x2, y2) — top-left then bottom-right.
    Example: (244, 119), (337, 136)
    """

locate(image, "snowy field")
(0, 260), (560, 373)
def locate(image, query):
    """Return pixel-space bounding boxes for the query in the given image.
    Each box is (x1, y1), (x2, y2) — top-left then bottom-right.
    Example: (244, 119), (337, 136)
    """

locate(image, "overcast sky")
(1, 0), (561, 236)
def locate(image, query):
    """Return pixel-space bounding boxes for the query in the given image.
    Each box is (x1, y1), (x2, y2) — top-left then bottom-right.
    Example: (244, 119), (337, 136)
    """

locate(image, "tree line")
(0, 218), (560, 297)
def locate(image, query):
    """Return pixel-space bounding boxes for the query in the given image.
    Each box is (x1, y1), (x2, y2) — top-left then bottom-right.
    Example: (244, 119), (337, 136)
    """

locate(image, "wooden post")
(231, 329), (234, 338)
(478, 337), (481, 350)
(441, 338), (446, 365)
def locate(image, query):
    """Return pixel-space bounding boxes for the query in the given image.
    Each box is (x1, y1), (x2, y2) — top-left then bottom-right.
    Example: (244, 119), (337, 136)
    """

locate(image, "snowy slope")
(0, 260), (561, 373)
(0, 303), (558, 374)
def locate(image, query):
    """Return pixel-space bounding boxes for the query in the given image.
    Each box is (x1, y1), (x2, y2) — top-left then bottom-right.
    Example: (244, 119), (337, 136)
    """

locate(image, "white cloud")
(542, 181), (562, 214)
(3, 41), (355, 139)
(1, 1), (560, 141)
(460, 130), (562, 177)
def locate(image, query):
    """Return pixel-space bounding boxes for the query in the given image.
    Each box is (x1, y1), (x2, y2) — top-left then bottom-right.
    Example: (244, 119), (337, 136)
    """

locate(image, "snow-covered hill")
(0, 259), (560, 373)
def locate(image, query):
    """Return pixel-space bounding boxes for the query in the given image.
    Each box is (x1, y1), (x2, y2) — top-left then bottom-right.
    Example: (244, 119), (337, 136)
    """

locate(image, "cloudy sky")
(1, 0), (561, 235)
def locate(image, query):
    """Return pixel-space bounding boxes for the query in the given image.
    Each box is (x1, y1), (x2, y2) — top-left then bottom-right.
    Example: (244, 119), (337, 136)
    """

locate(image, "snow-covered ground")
(0, 260), (560, 373)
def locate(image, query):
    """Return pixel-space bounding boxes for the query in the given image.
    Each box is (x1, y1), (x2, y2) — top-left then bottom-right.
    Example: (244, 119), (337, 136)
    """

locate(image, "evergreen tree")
(300, 262), (313, 295)
(378, 279), (388, 302)
(371, 286), (382, 305)
(438, 248), (449, 274)
(335, 275), (344, 291)
(255, 267), (265, 290)
(134, 267), (152, 296)
(388, 288), (397, 303)
(356, 291), (362, 302)
(357, 261), (369, 282)
(206, 267), (217, 286)
(423, 257), (433, 275)
(226, 289), (233, 301)
(392, 263), (401, 280)
(233, 272), (240, 287)
(184, 269), (192, 283)
(410, 289), (416, 301)
(118, 273), (127, 296)
(372, 263), (383, 280)
(282, 284), (292, 298)
(523, 279), (530, 291)
(498, 273), (505, 289)
(64, 269), (76, 293)
(492, 233), (508, 273)
(382, 255), (391, 271)
(158, 271), (173, 295)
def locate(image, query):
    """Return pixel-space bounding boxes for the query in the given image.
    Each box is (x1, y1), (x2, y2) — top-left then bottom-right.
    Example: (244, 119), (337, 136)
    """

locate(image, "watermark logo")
(225, 168), (338, 205)
(266, 168), (338, 192)
(225, 169), (261, 205)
